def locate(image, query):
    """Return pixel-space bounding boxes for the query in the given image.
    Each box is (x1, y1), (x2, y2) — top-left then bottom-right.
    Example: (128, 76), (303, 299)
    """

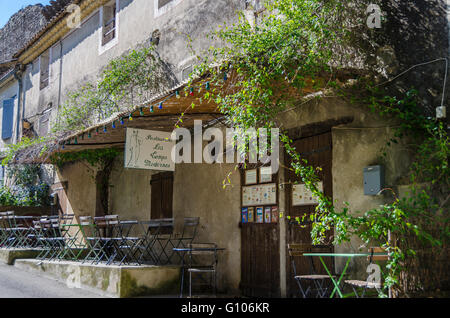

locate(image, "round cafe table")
(302, 252), (388, 298)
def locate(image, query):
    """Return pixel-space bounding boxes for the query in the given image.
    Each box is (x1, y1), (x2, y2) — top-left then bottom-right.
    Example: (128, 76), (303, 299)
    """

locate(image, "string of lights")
(61, 72), (228, 149)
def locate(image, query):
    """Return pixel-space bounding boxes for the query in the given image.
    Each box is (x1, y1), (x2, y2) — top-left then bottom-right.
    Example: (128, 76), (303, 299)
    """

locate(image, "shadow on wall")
(377, 0), (449, 117)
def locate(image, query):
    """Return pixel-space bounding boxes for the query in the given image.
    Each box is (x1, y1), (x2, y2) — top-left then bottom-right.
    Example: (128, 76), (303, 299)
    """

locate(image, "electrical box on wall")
(363, 165), (385, 195)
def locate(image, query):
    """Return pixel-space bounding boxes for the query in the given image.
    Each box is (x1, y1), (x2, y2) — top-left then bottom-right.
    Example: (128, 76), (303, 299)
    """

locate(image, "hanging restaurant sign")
(125, 128), (175, 171)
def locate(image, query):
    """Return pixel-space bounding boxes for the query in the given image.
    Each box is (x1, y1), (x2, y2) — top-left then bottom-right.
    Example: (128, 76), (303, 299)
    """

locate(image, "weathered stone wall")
(350, 0), (449, 119)
(0, 5), (47, 71)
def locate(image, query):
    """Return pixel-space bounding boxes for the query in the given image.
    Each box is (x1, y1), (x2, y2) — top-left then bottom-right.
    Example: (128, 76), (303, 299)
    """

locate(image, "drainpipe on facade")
(56, 40), (63, 124)
(447, 0), (450, 127)
(13, 68), (23, 144)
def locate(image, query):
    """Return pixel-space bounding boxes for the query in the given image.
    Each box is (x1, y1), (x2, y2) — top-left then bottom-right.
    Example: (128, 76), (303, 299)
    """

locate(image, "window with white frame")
(100, 0), (118, 49)
(40, 49), (50, 90)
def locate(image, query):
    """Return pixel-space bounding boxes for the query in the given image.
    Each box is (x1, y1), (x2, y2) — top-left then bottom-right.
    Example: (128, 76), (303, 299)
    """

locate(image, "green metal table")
(302, 252), (388, 298)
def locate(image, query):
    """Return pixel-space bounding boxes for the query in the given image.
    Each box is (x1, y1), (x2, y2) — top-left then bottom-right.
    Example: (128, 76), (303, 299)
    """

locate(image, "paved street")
(0, 263), (105, 298)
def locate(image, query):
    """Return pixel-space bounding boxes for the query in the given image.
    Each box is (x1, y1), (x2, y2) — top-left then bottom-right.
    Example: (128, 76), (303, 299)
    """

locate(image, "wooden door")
(240, 222), (280, 297)
(284, 132), (334, 297)
(150, 172), (174, 220)
(240, 168), (280, 297)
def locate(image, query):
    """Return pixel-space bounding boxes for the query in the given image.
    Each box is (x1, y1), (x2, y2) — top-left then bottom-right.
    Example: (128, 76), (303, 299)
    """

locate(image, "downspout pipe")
(13, 67), (23, 144)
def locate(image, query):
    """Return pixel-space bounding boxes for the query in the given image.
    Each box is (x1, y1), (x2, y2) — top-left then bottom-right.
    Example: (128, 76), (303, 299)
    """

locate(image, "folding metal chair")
(344, 247), (387, 298)
(89, 215), (118, 265)
(113, 219), (141, 266)
(288, 243), (335, 298)
(80, 216), (105, 264)
(135, 220), (163, 265)
(43, 217), (66, 261)
(0, 212), (14, 247)
(151, 218), (175, 265)
(35, 217), (57, 261)
(11, 216), (36, 248)
(27, 220), (44, 249)
(170, 217), (200, 264)
(2, 213), (30, 249)
(58, 214), (87, 261)
(0, 215), (6, 247)
(186, 243), (219, 297)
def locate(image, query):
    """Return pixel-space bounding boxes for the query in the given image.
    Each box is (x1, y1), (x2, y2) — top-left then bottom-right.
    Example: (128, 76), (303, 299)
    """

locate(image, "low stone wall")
(0, 248), (41, 265)
(0, 206), (51, 216)
(14, 259), (181, 298)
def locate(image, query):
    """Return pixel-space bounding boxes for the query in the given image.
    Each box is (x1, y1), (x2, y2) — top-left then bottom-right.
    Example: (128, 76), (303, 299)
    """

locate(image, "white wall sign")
(292, 182), (323, 206)
(242, 183), (277, 206)
(125, 128), (175, 171)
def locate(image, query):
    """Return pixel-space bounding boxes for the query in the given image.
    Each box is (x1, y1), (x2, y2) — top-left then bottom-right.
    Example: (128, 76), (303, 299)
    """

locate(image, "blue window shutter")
(2, 98), (14, 140)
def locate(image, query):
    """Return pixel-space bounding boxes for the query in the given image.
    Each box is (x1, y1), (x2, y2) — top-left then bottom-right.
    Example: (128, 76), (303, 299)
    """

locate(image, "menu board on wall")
(244, 169), (258, 185)
(292, 181), (323, 206)
(259, 167), (272, 183)
(242, 183), (277, 206)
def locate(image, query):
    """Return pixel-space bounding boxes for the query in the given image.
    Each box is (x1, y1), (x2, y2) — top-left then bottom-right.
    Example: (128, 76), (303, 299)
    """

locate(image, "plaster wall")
(55, 159), (98, 217)
(109, 153), (156, 221)
(172, 162), (241, 294)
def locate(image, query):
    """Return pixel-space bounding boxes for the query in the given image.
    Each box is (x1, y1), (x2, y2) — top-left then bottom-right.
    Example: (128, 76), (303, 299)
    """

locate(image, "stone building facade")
(0, 0), (448, 296)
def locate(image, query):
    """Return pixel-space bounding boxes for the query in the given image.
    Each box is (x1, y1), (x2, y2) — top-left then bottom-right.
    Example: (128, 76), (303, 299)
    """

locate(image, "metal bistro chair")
(115, 219), (141, 266)
(11, 216), (36, 248)
(79, 216), (105, 264)
(171, 217), (200, 264)
(0, 212), (15, 247)
(58, 214), (86, 261)
(151, 218), (175, 265)
(288, 243), (336, 298)
(135, 219), (163, 265)
(92, 215), (120, 265)
(27, 220), (44, 249)
(44, 217), (67, 261)
(344, 247), (388, 298)
(36, 216), (61, 261)
(186, 243), (219, 298)
(0, 213), (34, 249)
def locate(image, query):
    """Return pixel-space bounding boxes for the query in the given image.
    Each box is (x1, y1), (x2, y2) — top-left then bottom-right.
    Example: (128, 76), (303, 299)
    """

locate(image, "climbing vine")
(0, 164), (50, 207)
(50, 148), (122, 169)
(188, 0), (449, 297)
(50, 148), (122, 216)
(1, 43), (176, 165)
(52, 44), (175, 134)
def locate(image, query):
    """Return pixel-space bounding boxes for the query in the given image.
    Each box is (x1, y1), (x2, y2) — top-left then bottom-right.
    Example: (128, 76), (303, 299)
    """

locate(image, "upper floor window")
(100, 0), (119, 52)
(1, 98), (15, 140)
(154, 0), (182, 18)
(40, 50), (50, 90)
